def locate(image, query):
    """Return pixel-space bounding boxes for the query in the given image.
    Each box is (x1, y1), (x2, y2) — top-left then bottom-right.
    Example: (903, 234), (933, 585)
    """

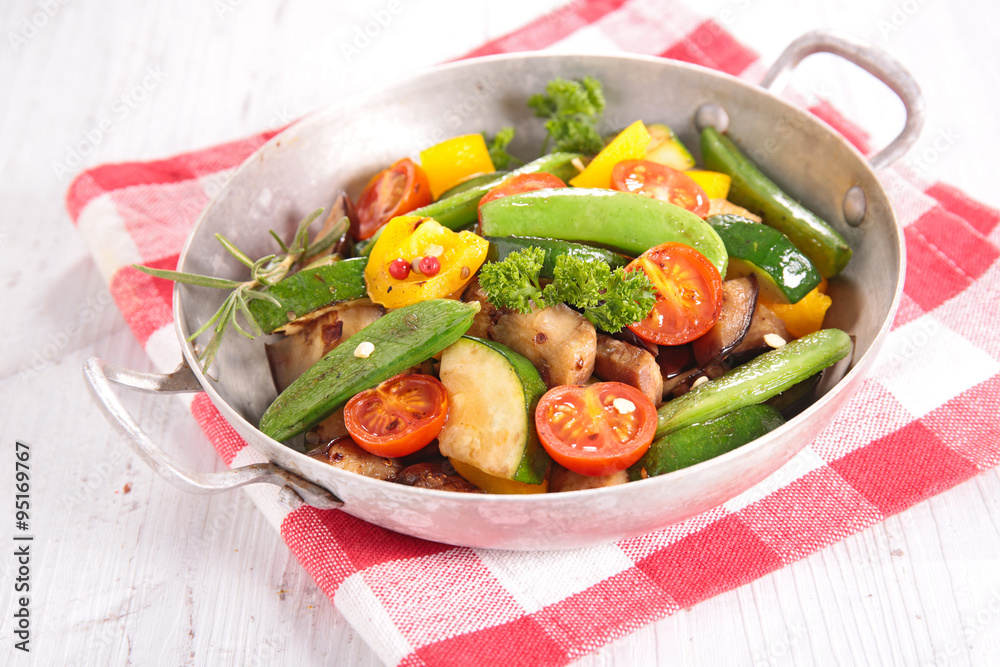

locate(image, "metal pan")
(84, 31), (922, 550)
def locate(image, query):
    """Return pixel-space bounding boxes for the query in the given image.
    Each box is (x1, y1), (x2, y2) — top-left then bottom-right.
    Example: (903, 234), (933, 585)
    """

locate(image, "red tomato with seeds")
(626, 242), (723, 346)
(355, 158), (432, 240)
(611, 159), (709, 217)
(534, 382), (656, 477)
(344, 373), (448, 458)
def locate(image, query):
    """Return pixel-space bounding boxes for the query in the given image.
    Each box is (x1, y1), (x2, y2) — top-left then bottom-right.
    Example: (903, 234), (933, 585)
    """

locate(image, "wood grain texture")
(1, 0), (998, 665)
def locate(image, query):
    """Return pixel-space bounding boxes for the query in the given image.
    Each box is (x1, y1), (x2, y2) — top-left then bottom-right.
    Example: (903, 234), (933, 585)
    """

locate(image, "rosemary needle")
(133, 208), (344, 372)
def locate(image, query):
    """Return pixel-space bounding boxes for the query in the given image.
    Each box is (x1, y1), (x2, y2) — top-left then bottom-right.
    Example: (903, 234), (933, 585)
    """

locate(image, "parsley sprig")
(483, 126), (520, 170)
(478, 247), (657, 333)
(527, 76), (606, 156)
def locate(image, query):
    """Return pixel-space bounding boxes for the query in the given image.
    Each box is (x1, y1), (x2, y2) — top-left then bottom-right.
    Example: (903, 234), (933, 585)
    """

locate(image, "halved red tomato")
(535, 382), (656, 477)
(626, 242), (723, 346)
(477, 172), (566, 228)
(354, 158), (432, 240)
(343, 373), (448, 458)
(611, 159), (709, 217)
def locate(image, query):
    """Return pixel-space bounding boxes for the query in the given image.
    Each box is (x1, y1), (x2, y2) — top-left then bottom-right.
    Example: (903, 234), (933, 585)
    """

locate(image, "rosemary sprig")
(134, 208), (339, 372)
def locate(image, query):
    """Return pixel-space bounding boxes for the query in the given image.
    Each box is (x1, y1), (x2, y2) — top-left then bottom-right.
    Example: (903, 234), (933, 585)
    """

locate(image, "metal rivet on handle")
(843, 185), (867, 227)
(695, 102), (730, 133)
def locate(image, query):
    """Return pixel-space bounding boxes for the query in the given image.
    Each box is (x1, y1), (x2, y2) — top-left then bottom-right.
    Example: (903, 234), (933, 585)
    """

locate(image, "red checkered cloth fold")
(69, 1), (1000, 665)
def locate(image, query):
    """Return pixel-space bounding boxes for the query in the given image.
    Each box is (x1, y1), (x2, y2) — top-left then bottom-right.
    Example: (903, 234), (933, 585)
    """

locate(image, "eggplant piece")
(460, 279), (497, 339)
(462, 278), (596, 387)
(461, 278), (597, 387)
(594, 335), (663, 406)
(730, 302), (791, 363)
(395, 461), (485, 493)
(306, 436), (403, 481)
(306, 407), (350, 443)
(487, 303), (597, 387)
(303, 191), (358, 264)
(665, 362), (729, 399)
(265, 300), (385, 392)
(549, 465), (628, 492)
(611, 327), (658, 357)
(692, 276), (759, 368)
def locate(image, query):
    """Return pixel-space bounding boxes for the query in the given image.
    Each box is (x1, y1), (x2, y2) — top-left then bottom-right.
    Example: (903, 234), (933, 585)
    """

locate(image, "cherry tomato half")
(626, 242), (723, 346)
(477, 172), (567, 228)
(344, 373), (448, 458)
(535, 382), (656, 477)
(354, 158), (432, 240)
(611, 159), (710, 217)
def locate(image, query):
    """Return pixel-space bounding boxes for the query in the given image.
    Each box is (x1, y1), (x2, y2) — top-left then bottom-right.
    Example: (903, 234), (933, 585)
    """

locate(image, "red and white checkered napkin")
(69, 1), (1000, 664)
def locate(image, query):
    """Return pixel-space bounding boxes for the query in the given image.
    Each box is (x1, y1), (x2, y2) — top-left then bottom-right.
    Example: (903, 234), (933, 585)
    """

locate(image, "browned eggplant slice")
(612, 327), (659, 357)
(265, 300), (385, 392)
(462, 278), (596, 387)
(303, 191), (358, 264)
(460, 278), (497, 339)
(730, 301), (792, 363)
(306, 435), (403, 481)
(395, 461), (485, 493)
(692, 275), (759, 368)
(593, 334), (663, 406)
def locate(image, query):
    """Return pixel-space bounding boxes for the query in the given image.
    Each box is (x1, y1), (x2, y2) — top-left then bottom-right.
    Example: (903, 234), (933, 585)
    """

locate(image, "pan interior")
(176, 53), (899, 491)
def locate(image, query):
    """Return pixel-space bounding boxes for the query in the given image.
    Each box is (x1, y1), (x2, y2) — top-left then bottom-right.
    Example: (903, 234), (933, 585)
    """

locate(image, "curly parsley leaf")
(480, 249), (657, 332)
(543, 255), (656, 332)
(527, 76), (606, 156)
(483, 126), (520, 170)
(581, 267), (658, 333)
(477, 246), (548, 314)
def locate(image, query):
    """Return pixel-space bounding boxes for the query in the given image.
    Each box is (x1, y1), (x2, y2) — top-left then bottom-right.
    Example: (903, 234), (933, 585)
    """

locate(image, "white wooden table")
(3, 1), (999, 664)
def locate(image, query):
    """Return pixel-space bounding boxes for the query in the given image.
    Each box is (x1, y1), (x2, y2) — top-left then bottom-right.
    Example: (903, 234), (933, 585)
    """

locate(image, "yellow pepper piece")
(449, 458), (549, 494)
(686, 170), (732, 199)
(764, 279), (832, 339)
(365, 215), (488, 309)
(569, 119), (650, 189)
(420, 134), (496, 199)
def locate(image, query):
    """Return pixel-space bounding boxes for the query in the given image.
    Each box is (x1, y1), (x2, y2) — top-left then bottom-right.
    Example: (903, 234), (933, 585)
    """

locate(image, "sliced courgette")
(629, 404), (785, 479)
(247, 257), (367, 333)
(437, 336), (550, 484)
(644, 123), (696, 171)
(259, 299), (479, 442)
(707, 214), (821, 304)
(701, 127), (852, 278)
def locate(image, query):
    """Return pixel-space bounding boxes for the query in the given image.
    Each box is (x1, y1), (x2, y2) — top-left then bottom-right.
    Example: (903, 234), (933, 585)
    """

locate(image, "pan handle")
(82, 357), (343, 510)
(760, 30), (924, 171)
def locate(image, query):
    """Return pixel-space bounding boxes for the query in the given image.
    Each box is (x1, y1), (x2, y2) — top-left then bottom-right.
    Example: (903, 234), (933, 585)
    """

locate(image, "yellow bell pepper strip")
(763, 278), (833, 339)
(448, 458), (549, 494)
(365, 215), (489, 308)
(420, 134), (496, 199)
(569, 119), (650, 189)
(685, 170), (732, 200)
